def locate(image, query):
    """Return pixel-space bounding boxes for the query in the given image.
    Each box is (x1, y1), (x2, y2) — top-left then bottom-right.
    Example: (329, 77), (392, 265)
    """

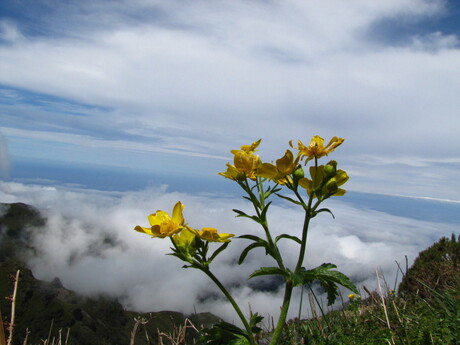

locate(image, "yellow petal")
(298, 177), (311, 189)
(276, 150), (294, 174)
(333, 188), (347, 196)
(309, 135), (325, 148)
(172, 201), (184, 224)
(134, 225), (154, 236)
(148, 210), (169, 226)
(231, 139), (262, 154)
(324, 137), (344, 154)
(256, 163), (278, 179)
(309, 165), (325, 188)
(335, 170), (349, 186)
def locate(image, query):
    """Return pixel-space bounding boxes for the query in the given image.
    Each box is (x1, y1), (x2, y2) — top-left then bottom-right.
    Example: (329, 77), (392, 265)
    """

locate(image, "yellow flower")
(291, 136), (344, 161)
(220, 139), (262, 181)
(218, 163), (245, 181)
(134, 201), (185, 238)
(256, 150), (298, 184)
(348, 293), (360, 300)
(194, 227), (235, 243)
(230, 139), (261, 154)
(298, 166), (348, 198)
(233, 151), (261, 180)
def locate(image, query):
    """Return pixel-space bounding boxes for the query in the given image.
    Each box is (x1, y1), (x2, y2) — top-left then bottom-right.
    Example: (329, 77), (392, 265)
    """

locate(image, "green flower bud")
(324, 178), (338, 194)
(324, 160), (337, 177)
(292, 165), (305, 188)
(293, 165), (304, 179)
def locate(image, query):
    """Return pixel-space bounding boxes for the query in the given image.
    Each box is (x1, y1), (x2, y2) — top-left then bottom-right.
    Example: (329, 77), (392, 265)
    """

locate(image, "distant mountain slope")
(0, 203), (220, 345)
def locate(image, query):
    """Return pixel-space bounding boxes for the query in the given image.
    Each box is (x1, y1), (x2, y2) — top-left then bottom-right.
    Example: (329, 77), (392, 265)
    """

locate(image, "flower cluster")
(219, 135), (348, 200)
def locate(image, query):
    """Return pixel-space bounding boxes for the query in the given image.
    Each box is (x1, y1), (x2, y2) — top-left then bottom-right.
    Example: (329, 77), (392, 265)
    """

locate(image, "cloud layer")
(1, 181), (457, 323)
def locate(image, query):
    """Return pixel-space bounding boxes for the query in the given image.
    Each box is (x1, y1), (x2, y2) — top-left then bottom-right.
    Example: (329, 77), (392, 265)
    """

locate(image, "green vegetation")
(272, 235), (460, 345)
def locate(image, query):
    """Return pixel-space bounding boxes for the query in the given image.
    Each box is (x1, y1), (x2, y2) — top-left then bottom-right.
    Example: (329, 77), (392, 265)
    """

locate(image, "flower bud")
(293, 165), (304, 179)
(324, 160), (337, 177)
(324, 178), (338, 194)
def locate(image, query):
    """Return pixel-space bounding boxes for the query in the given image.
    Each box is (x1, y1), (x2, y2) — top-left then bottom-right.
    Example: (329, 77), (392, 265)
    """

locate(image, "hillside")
(0, 203), (220, 345)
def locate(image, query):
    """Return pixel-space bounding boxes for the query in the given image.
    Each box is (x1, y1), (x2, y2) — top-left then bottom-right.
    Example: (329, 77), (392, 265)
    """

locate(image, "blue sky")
(0, 0), (460, 321)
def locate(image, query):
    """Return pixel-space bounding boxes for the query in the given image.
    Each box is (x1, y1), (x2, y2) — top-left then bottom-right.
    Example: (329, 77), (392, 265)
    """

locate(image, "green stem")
(201, 267), (257, 345)
(308, 285), (330, 327)
(247, 178), (286, 271)
(269, 280), (293, 345)
(256, 177), (266, 209)
(269, 188), (313, 344)
(295, 158), (318, 272)
(295, 195), (314, 273)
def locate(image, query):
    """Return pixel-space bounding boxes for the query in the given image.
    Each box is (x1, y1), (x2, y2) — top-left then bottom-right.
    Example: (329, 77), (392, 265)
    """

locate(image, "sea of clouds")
(1, 180), (457, 325)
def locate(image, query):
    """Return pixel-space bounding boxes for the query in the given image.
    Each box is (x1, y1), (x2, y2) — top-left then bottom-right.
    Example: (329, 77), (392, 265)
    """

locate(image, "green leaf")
(247, 191), (261, 208)
(239, 242), (265, 265)
(233, 209), (262, 224)
(259, 201), (272, 221)
(208, 242), (230, 263)
(249, 267), (289, 279)
(315, 208), (335, 218)
(275, 193), (304, 206)
(297, 263), (358, 305)
(238, 234), (265, 242)
(249, 312), (264, 333)
(197, 321), (248, 345)
(263, 186), (281, 199)
(275, 234), (302, 245)
(233, 209), (251, 218)
(242, 194), (261, 209)
(238, 235), (272, 263)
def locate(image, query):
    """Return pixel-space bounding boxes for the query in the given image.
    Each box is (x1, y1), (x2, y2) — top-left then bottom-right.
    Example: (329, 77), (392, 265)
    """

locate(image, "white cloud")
(1, 181), (457, 324)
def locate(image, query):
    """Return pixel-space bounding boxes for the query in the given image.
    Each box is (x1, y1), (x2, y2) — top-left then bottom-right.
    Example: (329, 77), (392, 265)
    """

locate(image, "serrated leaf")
(196, 321), (247, 345)
(275, 234), (302, 245)
(297, 263), (358, 305)
(249, 312), (264, 333)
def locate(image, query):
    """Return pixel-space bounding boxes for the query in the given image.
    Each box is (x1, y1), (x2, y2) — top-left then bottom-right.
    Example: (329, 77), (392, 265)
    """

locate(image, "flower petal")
(134, 225), (154, 236)
(276, 150), (294, 175)
(172, 201), (184, 225)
